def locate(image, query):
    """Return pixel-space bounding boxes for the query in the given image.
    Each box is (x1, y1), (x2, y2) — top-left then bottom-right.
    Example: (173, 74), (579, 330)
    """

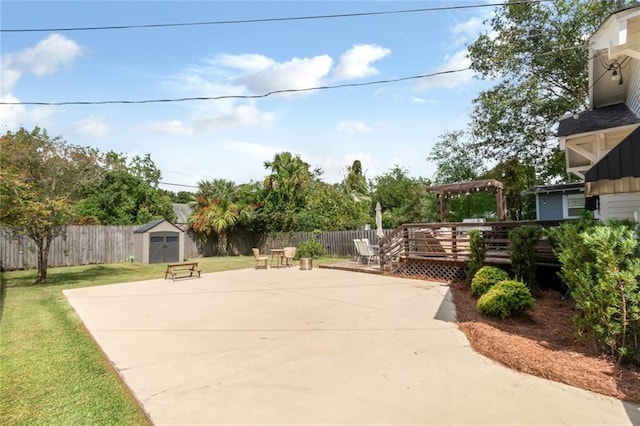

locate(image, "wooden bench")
(164, 262), (201, 281)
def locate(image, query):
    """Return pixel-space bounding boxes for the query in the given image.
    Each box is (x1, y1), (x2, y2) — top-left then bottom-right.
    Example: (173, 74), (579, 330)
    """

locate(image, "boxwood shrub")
(470, 266), (509, 297)
(477, 279), (535, 319)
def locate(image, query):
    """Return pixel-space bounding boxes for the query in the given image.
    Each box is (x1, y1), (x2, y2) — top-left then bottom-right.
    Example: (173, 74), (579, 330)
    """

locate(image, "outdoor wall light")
(602, 56), (627, 86)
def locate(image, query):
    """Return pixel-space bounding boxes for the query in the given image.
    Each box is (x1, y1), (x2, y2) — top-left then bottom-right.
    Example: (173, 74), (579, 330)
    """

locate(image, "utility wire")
(0, 67), (471, 106)
(2, 0), (552, 33)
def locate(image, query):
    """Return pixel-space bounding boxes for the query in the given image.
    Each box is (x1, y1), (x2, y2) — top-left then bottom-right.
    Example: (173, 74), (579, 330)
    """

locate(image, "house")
(522, 183), (586, 221)
(558, 5), (640, 221)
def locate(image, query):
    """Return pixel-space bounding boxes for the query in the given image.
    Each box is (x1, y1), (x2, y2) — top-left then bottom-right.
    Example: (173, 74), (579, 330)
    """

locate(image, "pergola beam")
(426, 179), (506, 222)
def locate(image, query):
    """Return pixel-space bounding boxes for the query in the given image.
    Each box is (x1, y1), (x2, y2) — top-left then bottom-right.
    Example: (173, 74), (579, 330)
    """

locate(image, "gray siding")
(626, 58), (640, 116)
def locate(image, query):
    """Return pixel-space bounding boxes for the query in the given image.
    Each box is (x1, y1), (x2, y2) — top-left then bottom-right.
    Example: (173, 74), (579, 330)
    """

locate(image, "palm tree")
(188, 179), (248, 255)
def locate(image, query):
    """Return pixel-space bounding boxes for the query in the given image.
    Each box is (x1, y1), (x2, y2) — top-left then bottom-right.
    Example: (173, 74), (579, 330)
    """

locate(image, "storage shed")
(133, 219), (184, 264)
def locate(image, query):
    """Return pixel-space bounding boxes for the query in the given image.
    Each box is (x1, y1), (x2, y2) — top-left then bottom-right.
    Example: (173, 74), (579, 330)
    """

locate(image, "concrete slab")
(64, 268), (640, 425)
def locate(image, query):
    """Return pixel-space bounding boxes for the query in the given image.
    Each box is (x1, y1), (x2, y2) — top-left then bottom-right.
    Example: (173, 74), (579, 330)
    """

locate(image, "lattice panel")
(386, 258), (466, 282)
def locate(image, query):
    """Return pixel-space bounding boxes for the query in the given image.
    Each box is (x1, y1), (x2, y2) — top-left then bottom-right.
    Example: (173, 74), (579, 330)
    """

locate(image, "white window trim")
(562, 193), (585, 219)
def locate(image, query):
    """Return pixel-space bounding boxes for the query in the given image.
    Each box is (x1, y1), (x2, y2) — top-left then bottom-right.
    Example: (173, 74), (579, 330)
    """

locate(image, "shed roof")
(522, 182), (584, 196)
(585, 126), (640, 182)
(134, 219), (182, 234)
(557, 103), (640, 137)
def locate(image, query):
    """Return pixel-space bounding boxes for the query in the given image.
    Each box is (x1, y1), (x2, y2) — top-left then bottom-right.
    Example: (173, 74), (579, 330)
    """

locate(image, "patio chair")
(252, 248), (268, 270)
(283, 246), (297, 267)
(353, 239), (363, 262)
(355, 239), (377, 265)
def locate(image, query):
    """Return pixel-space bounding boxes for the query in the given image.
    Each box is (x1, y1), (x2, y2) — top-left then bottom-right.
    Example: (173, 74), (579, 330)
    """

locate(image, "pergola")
(425, 179), (506, 222)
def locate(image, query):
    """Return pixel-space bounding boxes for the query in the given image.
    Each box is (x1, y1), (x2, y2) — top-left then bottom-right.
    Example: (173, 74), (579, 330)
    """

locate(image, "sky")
(1, 1), (498, 192)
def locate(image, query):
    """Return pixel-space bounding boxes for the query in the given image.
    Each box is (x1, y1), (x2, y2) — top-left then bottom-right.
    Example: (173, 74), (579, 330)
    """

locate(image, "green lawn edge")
(0, 256), (345, 425)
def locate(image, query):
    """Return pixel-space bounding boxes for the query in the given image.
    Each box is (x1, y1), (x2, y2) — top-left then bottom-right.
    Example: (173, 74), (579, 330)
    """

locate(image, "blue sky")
(1, 1), (497, 191)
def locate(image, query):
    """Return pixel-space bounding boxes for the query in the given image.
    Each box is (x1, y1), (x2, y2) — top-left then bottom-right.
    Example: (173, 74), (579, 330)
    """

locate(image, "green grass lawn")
(0, 256), (344, 425)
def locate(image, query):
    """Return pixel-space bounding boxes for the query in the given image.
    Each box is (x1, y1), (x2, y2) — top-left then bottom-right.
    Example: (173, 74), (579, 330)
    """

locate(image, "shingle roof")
(521, 182), (585, 196)
(557, 103), (640, 137)
(134, 219), (175, 233)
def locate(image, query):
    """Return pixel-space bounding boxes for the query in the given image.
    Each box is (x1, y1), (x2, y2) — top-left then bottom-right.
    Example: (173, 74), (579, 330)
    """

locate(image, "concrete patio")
(64, 267), (640, 425)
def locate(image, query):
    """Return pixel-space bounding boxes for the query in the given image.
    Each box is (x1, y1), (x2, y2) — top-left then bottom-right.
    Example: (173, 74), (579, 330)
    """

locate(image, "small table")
(270, 249), (286, 268)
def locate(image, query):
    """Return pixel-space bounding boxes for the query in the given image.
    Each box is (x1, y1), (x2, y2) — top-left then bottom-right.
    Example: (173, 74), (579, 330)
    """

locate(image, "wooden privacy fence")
(0, 226), (390, 271)
(261, 229), (391, 258)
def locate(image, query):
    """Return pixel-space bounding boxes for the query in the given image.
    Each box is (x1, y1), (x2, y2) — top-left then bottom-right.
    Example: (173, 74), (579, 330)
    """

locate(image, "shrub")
(466, 229), (486, 281)
(471, 266), (509, 297)
(477, 280), (535, 319)
(296, 238), (325, 258)
(553, 221), (640, 365)
(509, 225), (541, 292)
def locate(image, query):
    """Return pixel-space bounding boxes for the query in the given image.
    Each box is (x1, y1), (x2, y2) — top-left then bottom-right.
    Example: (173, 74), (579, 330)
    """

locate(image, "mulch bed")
(448, 279), (640, 403)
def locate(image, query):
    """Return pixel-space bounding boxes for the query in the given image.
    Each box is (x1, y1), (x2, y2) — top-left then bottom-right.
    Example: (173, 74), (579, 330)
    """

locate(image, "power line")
(160, 182), (199, 189)
(0, 68), (471, 106)
(2, 0), (552, 33)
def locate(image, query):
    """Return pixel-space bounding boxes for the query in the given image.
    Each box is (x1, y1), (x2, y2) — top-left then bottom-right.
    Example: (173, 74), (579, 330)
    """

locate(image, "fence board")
(0, 226), (391, 271)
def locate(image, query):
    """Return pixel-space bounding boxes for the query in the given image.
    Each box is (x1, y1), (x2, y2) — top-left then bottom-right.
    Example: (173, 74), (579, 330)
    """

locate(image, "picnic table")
(165, 262), (201, 281)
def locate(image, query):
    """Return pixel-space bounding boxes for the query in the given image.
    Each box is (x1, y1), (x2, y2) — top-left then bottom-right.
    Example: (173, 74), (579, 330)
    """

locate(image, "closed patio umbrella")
(375, 202), (384, 239)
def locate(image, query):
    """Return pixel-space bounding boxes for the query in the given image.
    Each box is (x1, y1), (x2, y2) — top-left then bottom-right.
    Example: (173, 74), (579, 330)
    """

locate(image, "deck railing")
(377, 220), (564, 271)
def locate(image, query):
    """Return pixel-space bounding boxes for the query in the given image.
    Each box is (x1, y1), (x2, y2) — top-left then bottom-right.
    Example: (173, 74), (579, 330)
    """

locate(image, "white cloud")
(0, 94), (27, 128)
(411, 96), (436, 104)
(211, 54), (275, 72)
(415, 50), (474, 91)
(71, 115), (109, 138)
(0, 66), (21, 94)
(332, 44), (390, 80)
(194, 105), (274, 131)
(143, 120), (195, 136)
(452, 17), (484, 44)
(235, 55), (333, 94)
(337, 120), (373, 134)
(3, 34), (82, 82)
(0, 34), (82, 130)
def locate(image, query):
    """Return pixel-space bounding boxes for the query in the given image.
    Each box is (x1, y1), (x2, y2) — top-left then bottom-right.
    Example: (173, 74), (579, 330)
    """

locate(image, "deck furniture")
(283, 246), (297, 267)
(252, 248), (268, 269)
(270, 248), (286, 268)
(164, 262), (201, 281)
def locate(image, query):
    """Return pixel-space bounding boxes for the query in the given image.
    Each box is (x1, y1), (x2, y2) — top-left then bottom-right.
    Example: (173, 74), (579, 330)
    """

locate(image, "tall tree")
(427, 130), (486, 184)
(188, 179), (254, 255)
(76, 152), (175, 225)
(343, 159), (368, 195)
(0, 127), (103, 283)
(262, 152), (318, 231)
(467, 0), (620, 178)
(486, 159), (538, 221)
(371, 166), (433, 227)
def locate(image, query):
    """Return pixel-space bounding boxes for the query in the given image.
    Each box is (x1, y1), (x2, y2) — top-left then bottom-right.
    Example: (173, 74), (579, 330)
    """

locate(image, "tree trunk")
(35, 236), (49, 284)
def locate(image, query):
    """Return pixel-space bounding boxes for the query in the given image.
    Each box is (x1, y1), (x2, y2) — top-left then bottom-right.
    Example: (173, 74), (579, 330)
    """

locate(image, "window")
(166, 236), (179, 243)
(564, 193), (585, 218)
(150, 236), (164, 243)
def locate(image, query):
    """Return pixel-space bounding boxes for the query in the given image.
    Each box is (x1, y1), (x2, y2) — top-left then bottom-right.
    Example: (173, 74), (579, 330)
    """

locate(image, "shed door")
(149, 232), (180, 263)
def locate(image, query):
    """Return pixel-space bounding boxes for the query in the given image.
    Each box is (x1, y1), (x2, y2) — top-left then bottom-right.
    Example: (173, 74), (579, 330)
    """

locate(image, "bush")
(509, 225), (541, 292)
(466, 229), (486, 281)
(471, 266), (509, 297)
(553, 221), (640, 365)
(477, 280), (535, 319)
(296, 238), (325, 258)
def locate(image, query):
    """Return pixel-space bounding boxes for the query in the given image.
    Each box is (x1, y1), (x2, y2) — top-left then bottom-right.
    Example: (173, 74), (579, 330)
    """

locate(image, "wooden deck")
(319, 260), (383, 275)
